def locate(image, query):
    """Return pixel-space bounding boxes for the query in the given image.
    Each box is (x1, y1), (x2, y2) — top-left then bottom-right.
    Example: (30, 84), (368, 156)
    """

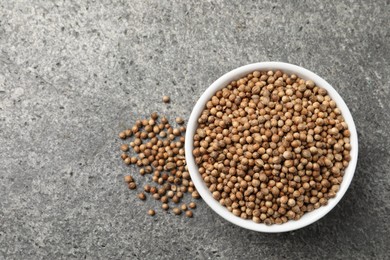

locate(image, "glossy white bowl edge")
(185, 62), (358, 233)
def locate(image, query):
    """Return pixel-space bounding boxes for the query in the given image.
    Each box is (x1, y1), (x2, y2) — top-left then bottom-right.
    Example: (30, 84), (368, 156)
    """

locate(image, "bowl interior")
(185, 62), (358, 233)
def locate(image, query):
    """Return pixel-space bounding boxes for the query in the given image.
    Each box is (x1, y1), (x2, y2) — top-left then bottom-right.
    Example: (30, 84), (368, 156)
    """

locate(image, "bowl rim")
(185, 62), (358, 233)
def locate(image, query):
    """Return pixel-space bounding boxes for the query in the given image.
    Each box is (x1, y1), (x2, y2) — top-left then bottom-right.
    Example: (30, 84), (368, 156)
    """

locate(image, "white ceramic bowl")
(185, 62), (358, 233)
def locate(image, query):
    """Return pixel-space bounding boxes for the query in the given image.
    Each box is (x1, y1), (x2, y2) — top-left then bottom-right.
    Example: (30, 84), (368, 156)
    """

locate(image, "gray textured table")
(1, 1), (389, 259)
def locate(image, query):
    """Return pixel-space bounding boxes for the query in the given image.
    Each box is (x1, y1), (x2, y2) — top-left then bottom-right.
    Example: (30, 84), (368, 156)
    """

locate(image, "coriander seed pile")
(119, 112), (199, 218)
(193, 70), (351, 225)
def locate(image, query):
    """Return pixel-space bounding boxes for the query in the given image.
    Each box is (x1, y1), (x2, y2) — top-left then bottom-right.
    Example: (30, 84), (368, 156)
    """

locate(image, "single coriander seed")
(138, 193), (146, 200)
(163, 96), (170, 103)
(128, 182), (136, 190)
(124, 175), (133, 183)
(173, 208), (181, 215)
(176, 117), (184, 125)
(119, 132), (126, 139)
(185, 210), (193, 218)
(188, 202), (197, 209)
(120, 144), (129, 152)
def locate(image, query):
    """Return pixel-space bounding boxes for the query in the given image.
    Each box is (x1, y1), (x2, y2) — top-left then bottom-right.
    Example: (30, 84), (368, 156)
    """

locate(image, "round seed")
(124, 176), (133, 183)
(186, 210), (193, 218)
(138, 193), (146, 200)
(128, 182), (136, 190)
(176, 117), (184, 125)
(120, 144), (129, 152)
(119, 132), (126, 139)
(163, 96), (170, 103)
(188, 202), (197, 209)
(192, 191), (200, 199)
(172, 208), (181, 215)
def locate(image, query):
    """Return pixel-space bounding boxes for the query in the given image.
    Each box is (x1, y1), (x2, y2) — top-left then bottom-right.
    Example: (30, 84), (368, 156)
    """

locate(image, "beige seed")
(119, 132), (126, 139)
(128, 182), (136, 190)
(163, 96), (170, 103)
(188, 202), (197, 209)
(176, 117), (184, 125)
(124, 175), (133, 183)
(138, 193), (146, 200)
(192, 191), (200, 199)
(173, 208), (181, 215)
(120, 144), (129, 152)
(185, 210), (193, 218)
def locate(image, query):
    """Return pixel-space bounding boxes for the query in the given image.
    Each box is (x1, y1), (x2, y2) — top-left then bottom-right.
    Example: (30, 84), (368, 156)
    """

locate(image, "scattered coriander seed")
(124, 175), (133, 183)
(192, 191), (200, 199)
(188, 202), (196, 209)
(162, 203), (169, 210)
(138, 193), (146, 200)
(148, 209), (155, 216)
(161, 116), (168, 124)
(128, 182), (136, 190)
(124, 157), (131, 165)
(119, 131), (126, 139)
(172, 195), (180, 203)
(120, 144), (129, 152)
(150, 186), (157, 194)
(160, 196), (168, 203)
(167, 190), (174, 198)
(144, 184), (151, 193)
(151, 112), (158, 120)
(162, 96), (170, 103)
(181, 204), (187, 211)
(172, 208), (181, 215)
(125, 129), (133, 137)
(185, 210), (193, 218)
(176, 117), (184, 125)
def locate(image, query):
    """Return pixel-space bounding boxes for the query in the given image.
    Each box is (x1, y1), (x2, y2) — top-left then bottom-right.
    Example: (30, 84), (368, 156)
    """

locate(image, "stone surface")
(0, 0), (389, 259)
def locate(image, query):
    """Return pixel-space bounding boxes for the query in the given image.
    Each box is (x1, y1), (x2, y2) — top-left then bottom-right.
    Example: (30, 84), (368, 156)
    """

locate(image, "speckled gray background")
(0, 0), (389, 259)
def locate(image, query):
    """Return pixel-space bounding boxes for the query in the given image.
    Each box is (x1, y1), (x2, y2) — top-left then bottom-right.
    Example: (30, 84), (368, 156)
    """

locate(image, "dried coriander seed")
(185, 210), (193, 218)
(192, 191), (200, 199)
(151, 112), (158, 120)
(128, 182), (136, 190)
(138, 193), (146, 200)
(188, 202), (196, 209)
(120, 144), (129, 152)
(124, 157), (131, 165)
(125, 129), (133, 137)
(119, 131), (126, 139)
(148, 209), (155, 216)
(124, 175), (133, 183)
(162, 96), (170, 103)
(176, 117), (184, 125)
(144, 184), (151, 193)
(172, 208), (181, 215)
